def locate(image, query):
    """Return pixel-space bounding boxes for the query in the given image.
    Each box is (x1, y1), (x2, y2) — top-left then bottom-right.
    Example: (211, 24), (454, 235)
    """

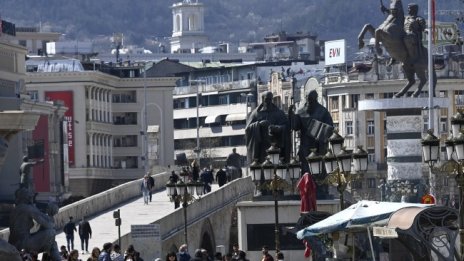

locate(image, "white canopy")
(225, 113), (246, 122)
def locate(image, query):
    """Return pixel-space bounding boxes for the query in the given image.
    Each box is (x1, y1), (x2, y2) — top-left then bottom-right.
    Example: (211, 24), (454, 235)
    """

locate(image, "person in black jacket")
(169, 171), (180, 209)
(148, 174), (155, 202)
(215, 167), (227, 187)
(63, 216), (77, 252)
(78, 216), (92, 254)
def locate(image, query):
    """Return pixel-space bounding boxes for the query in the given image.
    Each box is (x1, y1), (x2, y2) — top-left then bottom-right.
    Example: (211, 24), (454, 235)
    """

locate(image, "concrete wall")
(0, 171), (170, 241)
(236, 199), (340, 261)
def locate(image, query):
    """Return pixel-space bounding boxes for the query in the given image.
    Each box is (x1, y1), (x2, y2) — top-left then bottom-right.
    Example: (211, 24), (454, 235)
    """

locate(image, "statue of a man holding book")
(291, 90), (334, 173)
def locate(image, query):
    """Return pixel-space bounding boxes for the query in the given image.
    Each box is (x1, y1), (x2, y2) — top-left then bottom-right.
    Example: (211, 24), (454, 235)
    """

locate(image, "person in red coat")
(297, 172), (317, 212)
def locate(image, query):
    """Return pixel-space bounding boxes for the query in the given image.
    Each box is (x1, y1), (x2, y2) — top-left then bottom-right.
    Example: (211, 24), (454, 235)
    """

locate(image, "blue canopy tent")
(296, 200), (431, 260)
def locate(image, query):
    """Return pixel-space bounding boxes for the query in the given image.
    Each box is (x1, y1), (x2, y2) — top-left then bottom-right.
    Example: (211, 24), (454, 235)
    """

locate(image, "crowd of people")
(56, 242), (143, 261)
(158, 243), (284, 261)
(18, 241), (285, 261)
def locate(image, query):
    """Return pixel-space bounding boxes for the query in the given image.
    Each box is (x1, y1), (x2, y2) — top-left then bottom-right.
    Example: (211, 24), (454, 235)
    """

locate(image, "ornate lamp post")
(421, 111), (464, 257)
(249, 144), (301, 255)
(306, 130), (368, 209)
(165, 169), (204, 246)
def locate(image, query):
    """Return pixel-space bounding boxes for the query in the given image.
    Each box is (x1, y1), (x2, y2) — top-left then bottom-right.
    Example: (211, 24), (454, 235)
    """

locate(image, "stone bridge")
(1, 172), (255, 260)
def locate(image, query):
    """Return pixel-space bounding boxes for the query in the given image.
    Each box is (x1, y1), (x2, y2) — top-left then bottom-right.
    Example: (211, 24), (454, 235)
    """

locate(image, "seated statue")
(245, 91), (290, 164)
(291, 90), (333, 173)
(8, 188), (61, 261)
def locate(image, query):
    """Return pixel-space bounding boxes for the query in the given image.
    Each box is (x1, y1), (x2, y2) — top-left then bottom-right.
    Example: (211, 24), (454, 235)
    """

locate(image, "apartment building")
(0, 40), (69, 205)
(26, 59), (177, 196)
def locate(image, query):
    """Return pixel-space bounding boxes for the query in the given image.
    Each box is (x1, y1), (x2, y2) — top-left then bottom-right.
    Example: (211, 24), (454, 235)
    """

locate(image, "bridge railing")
(0, 171), (170, 241)
(160, 176), (255, 241)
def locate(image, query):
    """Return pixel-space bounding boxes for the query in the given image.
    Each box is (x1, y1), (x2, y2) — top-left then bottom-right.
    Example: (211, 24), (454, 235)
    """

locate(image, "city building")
(1, 25), (61, 55)
(0, 40), (68, 207)
(25, 58), (177, 196)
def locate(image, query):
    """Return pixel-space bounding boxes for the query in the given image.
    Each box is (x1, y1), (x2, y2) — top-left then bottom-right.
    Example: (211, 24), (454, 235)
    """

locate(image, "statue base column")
(359, 98), (448, 202)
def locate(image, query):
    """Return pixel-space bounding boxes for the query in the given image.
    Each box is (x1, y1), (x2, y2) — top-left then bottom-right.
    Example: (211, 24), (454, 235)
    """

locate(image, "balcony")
(173, 79), (254, 96)
(174, 124), (245, 139)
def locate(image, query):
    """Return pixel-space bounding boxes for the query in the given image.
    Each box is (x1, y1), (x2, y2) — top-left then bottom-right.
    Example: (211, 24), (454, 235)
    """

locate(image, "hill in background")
(2, 0), (462, 55)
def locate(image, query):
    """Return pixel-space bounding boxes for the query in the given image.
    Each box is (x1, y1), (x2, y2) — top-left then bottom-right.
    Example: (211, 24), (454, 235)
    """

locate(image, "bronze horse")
(358, 0), (436, 98)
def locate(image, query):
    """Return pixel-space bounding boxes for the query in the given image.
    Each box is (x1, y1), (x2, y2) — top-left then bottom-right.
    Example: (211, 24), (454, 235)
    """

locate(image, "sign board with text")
(325, 39), (346, 66)
(131, 224), (160, 240)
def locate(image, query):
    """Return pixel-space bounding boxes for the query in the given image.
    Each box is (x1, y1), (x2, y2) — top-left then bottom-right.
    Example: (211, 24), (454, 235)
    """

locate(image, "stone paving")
(55, 185), (218, 260)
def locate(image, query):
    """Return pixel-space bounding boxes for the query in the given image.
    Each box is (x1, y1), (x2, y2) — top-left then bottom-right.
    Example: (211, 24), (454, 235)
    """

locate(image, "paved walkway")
(55, 185), (218, 260)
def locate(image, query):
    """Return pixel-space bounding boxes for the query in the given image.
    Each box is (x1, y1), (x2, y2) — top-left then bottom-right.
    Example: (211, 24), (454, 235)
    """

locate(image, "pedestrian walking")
(200, 168), (214, 194)
(215, 167), (227, 187)
(141, 174), (152, 205)
(148, 174), (155, 202)
(169, 171), (180, 209)
(276, 252), (284, 261)
(78, 216), (92, 254)
(64, 216), (77, 252)
(191, 160), (200, 181)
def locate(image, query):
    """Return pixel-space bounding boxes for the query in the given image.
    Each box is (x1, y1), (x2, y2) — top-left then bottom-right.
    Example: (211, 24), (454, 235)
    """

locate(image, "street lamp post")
(143, 64), (148, 173)
(249, 144), (301, 255)
(421, 112), (464, 258)
(189, 80), (206, 163)
(241, 93), (253, 122)
(165, 169), (204, 246)
(306, 130), (368, 209)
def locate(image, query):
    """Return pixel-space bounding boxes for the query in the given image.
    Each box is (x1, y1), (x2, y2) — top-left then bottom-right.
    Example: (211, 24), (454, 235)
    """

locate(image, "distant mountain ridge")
(2, 0), (461, 55)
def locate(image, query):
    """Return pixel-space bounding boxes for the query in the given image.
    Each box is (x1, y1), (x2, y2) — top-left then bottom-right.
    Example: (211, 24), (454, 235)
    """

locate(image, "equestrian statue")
(358, 0), (436, 98)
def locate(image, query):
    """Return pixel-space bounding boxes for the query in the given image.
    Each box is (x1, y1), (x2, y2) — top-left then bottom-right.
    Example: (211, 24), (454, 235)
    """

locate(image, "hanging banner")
(45, 91), (75, 167)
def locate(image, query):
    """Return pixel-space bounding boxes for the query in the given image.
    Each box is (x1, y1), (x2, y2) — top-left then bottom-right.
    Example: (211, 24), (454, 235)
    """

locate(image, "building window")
(455, 90), (464, 106)
(29, 91), (39, 101)
(367, 120), (375, 135)
(383, 93), (394, 99)
(112, 91), (136, 103)
(113, 135), (138, 147)
(350, 94), (359, 109)
(440, 118), (448, 133)
(219, 95), (229, 105)
(330, 96), (339, 110)
(365, 93), (375, 100)
(367, 178), (376, 188)
(346, 121), (353, 135)
(368, 153), (375, 163)
(113, 112), (137, 125)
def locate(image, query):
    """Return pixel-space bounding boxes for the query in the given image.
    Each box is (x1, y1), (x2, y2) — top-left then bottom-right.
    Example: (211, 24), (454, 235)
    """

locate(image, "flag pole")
(427, 0), (435, 196)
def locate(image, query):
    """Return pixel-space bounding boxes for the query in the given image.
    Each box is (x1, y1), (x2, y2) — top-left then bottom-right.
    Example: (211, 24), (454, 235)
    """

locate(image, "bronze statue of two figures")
(358, 0), (436, 98)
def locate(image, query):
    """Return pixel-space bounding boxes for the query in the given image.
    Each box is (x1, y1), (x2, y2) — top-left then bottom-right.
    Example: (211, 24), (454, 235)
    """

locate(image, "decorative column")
(359, 98), (448, 202)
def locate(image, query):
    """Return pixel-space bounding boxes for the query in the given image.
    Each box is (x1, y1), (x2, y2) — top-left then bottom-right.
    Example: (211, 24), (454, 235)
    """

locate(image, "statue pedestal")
(359, 98), (448, 202)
